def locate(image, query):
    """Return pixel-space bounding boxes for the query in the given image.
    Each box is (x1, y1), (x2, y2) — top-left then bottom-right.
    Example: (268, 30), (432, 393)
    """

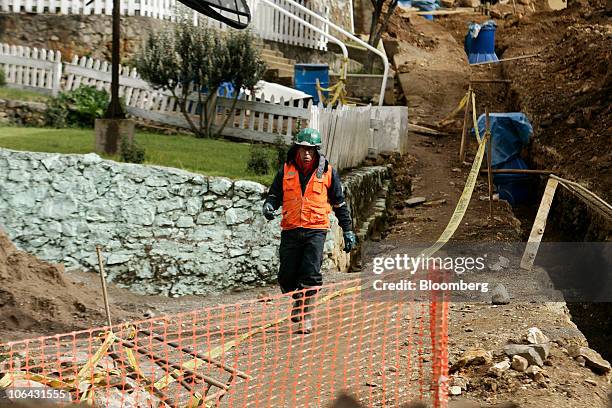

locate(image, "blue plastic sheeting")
(475, 113), (534, 206)
(465, 20), (499, 64)
(475, 112), (532, 167)
(398, 0), (412, 7)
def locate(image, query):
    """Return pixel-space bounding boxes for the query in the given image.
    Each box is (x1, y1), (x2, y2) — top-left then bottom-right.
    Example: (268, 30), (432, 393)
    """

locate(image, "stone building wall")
(0, 14), (169, 62)
(0, 148), (389, 296)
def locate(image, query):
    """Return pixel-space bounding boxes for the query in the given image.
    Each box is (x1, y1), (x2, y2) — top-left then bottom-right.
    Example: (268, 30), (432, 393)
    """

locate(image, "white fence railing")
(0, 43), (378, 170)
(0, 0), (329, 51)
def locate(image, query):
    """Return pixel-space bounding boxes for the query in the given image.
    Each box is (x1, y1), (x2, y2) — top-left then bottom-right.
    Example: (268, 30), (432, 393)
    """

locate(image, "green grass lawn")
(0, 126), (276, 185)
(0, 87), (50, 103)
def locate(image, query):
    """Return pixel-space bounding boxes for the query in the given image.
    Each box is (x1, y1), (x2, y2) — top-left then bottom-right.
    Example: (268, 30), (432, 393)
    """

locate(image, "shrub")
(45, 86), (109, 128)
(246, 144), (269, 175)
(271, 134), (289, 170)
(136, 23), (266, 138)
(120, 137), (146, 164)
(0, 69), (6, 87)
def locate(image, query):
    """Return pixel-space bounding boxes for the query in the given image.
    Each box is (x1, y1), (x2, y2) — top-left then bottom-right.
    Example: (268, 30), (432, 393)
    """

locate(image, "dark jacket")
(264, 145), (353, 232)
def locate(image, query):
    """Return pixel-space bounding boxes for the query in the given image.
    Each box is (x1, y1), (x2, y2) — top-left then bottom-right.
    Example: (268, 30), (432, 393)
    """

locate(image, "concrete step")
(262, 56), (295, 68)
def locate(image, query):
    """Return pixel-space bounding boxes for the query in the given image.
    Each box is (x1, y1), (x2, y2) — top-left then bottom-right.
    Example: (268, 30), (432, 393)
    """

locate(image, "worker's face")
(298, 146), (317, 163)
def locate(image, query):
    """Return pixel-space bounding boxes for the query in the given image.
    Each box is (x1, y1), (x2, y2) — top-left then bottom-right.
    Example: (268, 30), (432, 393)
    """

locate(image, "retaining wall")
(0, 148), (389, 296)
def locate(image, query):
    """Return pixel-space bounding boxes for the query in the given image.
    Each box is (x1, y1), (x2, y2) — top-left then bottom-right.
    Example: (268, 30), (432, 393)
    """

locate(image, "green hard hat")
(295, 128), (322, 148)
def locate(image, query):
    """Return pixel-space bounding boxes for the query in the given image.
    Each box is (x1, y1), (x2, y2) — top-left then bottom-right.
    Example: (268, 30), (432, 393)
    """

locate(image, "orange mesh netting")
(0, 277), (449, 407)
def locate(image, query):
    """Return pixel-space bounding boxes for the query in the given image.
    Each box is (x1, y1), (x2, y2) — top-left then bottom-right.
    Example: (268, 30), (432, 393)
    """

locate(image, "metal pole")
(104, 0), (125, 118)
(272, 0), (389, 106)
(95, 245), (113, 328)
(262, 0), (349, 78)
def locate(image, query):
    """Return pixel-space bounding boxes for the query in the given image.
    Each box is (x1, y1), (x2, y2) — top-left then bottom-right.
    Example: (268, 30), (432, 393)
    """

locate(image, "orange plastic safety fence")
(0, 278), (449, 407)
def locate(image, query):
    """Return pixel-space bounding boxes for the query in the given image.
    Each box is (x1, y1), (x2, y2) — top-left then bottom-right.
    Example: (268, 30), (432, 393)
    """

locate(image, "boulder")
(503, 344), (544, 367)
(569, 346), (611, 375)
(511, 355), (529, 372)
(525, 327), (550, 344)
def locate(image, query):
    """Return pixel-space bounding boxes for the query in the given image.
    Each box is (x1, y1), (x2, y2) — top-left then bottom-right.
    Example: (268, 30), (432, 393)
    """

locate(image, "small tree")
(366, 0), (399, 72)
(136, 22), (266, 138)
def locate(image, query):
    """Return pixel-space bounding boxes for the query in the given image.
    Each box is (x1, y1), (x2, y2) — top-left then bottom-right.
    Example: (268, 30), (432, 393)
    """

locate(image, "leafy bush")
(136, 23), (266, 138)
(246, 144), (269, 175)
(120, 136), (146, 164)
(271, 134), (289, 171)
(0, 69), (6, 87)
(45, 86), (109, 128)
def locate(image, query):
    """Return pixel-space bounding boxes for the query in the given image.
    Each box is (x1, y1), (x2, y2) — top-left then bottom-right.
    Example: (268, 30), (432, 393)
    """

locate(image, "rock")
(511, 355), (529, 372)
(450, 376), (469, 390)
(503, 344), (544, 367)
(491, 283), (510, 305)
(570, 347), (611, 374)
(488, 360), (511, 377)
(423, 198), (447, 207)
(451, 348), (493, 372)
(489, 256), (510, 271)
(449, 385), (462, 396)
(530, 343), (551, 360)
(209, 177), (233, 195)
(525, 327), (549, 344)
(575, 356), (586, 367)
(525, 365), (546, 383)
(584, 379), (597, 386)
(406, 197), (427, 207)
(225, 208), (252, 225)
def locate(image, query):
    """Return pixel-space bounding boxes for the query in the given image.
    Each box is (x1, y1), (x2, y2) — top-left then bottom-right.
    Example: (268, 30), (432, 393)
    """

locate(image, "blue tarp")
(475, 112), (533, 167)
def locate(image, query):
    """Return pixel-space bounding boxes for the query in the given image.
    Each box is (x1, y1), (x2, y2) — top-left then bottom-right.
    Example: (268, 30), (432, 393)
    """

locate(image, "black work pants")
(278, 228), (327, 294)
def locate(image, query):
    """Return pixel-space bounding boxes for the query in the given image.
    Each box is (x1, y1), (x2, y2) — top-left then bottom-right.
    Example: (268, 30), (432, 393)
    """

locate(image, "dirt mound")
(0, 228), (123, 342)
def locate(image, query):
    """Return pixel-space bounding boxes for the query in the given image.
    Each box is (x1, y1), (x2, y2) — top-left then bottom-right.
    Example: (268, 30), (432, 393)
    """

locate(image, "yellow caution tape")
(76, 331), (116, 384)
(438, 90), (470, 127)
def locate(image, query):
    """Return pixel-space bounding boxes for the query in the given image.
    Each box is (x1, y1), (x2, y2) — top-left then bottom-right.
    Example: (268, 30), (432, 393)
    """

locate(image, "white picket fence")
(0, 0), (330, 51)
(0, 44), (62, 96)
(310, 103), (371, 170)
(0, 43), (376, 170)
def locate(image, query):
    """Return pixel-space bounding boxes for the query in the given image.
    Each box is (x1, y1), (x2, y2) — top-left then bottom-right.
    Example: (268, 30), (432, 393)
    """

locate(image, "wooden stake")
(520, 178), (559, 270)
(95, 245), (113, 328)
(459, 88), (471, 162)
(485, 109), (493, 220)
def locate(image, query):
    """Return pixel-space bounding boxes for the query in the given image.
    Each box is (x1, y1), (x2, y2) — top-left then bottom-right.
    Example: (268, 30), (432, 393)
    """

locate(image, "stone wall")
(0, 148), (389, 296)
(0, 14), (168, 62)
(0, 98), (46, 126)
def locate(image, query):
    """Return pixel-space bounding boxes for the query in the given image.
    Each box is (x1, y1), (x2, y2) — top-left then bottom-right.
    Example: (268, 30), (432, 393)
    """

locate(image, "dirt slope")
(0, 228), (135, 342)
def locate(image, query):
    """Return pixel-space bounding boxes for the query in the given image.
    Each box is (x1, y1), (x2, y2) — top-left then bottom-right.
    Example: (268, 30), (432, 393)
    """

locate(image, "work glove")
(262, 202), (276, 221)
(343, 231), (357, 253)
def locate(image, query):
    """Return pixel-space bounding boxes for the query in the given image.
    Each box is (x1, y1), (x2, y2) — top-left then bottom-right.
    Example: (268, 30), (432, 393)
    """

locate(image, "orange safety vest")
(280, 162), (332, 230)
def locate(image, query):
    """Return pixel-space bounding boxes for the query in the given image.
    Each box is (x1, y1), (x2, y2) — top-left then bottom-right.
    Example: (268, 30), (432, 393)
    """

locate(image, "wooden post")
(485, 109), (493, 220)
(95, 245), (113, 328)
(459, 87), (471, 162)
(520, 178), (559, 270)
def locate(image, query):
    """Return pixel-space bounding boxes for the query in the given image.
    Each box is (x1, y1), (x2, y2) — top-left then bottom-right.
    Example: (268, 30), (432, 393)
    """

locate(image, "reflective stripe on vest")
(280, 163), (332, 230)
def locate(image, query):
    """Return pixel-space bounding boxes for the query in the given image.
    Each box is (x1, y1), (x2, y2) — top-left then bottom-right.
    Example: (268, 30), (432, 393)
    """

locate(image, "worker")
(262, 128), (357, 334)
